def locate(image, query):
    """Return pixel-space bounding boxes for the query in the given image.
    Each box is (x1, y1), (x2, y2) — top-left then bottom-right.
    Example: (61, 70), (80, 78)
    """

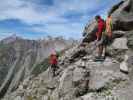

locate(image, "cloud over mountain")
(0, 0), (120, 39)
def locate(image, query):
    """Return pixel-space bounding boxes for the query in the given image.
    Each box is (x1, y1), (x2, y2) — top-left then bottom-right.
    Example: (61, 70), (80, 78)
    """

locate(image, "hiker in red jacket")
(95, 15), (105, 59)
(50, 53), (58, 77)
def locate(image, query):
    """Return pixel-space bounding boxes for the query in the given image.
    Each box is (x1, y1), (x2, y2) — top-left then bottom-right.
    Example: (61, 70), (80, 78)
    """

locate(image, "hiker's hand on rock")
(94, 40), (98, 44)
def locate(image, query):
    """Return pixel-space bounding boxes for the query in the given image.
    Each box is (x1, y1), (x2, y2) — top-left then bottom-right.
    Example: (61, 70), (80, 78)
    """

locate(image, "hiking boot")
(95, 56), (101, 59)
(94, 56), (105, 62)
(101, 56), (106, 59)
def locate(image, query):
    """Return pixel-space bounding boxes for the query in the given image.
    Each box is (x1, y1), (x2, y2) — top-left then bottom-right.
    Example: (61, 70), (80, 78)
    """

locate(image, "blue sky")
(0, 0), (121, 40)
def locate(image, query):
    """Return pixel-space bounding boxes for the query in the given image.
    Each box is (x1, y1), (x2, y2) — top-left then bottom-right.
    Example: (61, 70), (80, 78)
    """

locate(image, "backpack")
(101, 19), (106, 32)
(105, 17), (113, 37)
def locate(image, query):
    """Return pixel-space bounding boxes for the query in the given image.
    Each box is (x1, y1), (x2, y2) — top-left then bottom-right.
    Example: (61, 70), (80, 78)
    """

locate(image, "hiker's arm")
(109, 19), (113, 37)
(110, 20), (113, 30)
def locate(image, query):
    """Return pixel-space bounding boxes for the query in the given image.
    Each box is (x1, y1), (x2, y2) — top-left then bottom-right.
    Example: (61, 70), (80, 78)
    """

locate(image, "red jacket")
(50, 54), (58, 64)
(96, 18), (105, 40)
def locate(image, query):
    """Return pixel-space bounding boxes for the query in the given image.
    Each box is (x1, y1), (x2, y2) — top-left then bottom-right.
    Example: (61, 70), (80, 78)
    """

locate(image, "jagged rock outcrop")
(82, 20), (97, 43)
(0, 36), (76, 98)
(82, 0), (133, 47)
(110, 0), (133, 31)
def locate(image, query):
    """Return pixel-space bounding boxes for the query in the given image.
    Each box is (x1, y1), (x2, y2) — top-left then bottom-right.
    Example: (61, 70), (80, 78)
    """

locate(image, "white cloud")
(31, 22), (83, 39)
(0, 0), (100, 25)
(0, 0), (67, 24)
(0, 0), (120, 39)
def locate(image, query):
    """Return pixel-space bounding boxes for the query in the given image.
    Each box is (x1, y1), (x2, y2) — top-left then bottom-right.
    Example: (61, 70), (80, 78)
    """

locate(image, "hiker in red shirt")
(95, 15), (105, 59)
(50, 53), (58, 77)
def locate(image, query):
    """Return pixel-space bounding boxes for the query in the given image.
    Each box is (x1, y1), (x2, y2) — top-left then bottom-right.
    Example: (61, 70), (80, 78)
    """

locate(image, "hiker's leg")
(102, 35), (110, 57)
(101, 45), (104, 57)
(55, 64), (59, 71)
(102, 45), (106, 57)
(54, 64), (57, 74)
(51, 64), (55, 77)
(53, 66), (56, 77)
(97, 46), (100, 57)
(98, 45), (103, 57)
(101, 35), (107, 58)
(55, 64), (60, 75)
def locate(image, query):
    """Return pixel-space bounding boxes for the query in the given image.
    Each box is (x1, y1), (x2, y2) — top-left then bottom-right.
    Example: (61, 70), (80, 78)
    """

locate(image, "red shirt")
(50, 55), (57, 64)
(96, 18), (105, 40)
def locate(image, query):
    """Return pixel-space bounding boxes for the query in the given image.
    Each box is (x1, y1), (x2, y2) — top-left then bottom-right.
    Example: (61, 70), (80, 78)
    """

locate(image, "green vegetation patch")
(31, 57), (50, 76)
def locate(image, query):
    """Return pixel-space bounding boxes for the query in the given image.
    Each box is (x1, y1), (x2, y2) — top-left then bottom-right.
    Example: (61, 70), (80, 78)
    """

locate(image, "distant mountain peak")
(1, 34), (22, 44)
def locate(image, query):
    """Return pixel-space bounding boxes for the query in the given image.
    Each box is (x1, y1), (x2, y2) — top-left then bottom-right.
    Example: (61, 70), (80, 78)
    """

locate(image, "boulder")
(120, 55), (129, 73)
(88, 58), (128, 91)
(14, 96), (22, 100)
(73, 67), (87, 82)
(58, 65), (74, 97)
(80, 93), (95, 100)
(111, 38), (128, 49)
(73, 66), (90, 97)
(112, 31), (125, 39)
(42, 95), (49, 100)
(126, 30), (133, 49)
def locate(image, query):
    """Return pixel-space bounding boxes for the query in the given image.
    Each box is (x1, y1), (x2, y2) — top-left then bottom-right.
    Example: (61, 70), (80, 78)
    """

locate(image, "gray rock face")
(112, 31), (125, 39)
(109, 0), (133, 50)
(2, 46), (131, 100)
(111, 38), (128, 49)
(126, 30), (133, 49)
(110, 0), (133, 31)
(82, 20), (97, 43)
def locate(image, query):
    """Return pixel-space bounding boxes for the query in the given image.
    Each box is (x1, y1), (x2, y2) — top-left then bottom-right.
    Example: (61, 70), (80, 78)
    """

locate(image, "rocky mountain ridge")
(2, 0), (133, 100)
(0, 35), (76, 98)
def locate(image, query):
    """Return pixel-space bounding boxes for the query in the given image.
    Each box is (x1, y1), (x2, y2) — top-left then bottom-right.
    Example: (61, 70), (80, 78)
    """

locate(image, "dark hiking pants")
(51, 64), (58, 77)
